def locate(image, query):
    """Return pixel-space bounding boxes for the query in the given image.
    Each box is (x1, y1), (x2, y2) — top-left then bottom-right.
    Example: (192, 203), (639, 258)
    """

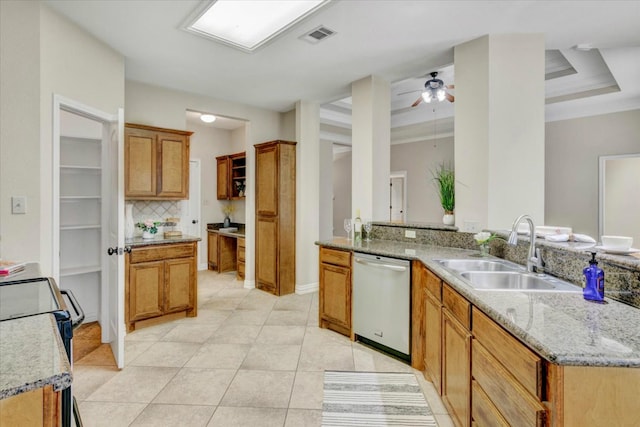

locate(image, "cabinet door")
(216, 157), (229, 200)
(255, 144), (279, 216)
(442, 308), (472, 427)
(164, 258), (195, 313)
(424, 289), (443, 394)
(208, 232), (218, 270)
(157, 132), (189, 198)
(256, 216), (278, 293)
(319, 263), (351, 333)
(129, 261), (164, 321)
(125, 128), (157, 198)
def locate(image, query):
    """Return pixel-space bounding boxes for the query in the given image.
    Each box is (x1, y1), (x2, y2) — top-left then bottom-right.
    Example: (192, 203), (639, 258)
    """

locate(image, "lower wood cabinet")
(442, 296), (471, 427)
(237, 237), (245, 280)
(423, 274), (443, 394)
(0, 385), (60, 427)
(207, 231), (238, 273)
(126, 242), (197, 331)
(319, 247), (352, 337)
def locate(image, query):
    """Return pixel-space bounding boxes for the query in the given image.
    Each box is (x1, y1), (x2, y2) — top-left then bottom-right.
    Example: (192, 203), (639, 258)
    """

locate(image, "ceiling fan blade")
(446, 93), (455, 103)
(397, 89), (422, 96)
(446, 84), (455, 89)
(411, 95), (423, 107)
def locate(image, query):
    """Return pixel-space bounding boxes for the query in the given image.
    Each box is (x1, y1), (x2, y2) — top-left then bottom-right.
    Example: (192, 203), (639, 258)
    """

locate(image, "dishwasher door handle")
(354, 258), (407, 272)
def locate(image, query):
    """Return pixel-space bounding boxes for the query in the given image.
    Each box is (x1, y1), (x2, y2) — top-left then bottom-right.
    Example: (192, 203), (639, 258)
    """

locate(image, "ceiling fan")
(410, 72), (454, 107)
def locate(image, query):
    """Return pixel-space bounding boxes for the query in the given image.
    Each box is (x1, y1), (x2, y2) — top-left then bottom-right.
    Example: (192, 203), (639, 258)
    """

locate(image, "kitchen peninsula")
(317, 222), (640, 427)
(125, 234), (200, 331)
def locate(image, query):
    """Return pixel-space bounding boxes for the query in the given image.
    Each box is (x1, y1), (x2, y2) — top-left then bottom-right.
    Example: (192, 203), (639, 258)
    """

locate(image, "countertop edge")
(126, 234), (201, 247)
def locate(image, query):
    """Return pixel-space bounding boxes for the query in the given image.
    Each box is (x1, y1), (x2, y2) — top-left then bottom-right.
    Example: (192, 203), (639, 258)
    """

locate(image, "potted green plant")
(432, 163), (455, 225)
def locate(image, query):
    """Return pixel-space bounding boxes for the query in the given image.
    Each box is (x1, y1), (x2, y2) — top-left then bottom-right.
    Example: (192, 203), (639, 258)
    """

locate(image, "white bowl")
(601, 235), (633, 250)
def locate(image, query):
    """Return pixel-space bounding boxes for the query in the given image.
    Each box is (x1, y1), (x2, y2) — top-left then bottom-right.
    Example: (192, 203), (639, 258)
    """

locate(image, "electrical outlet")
(405, 229), (416, 238)
(11, 196), (26, 214)
(464, 220), (481, 233)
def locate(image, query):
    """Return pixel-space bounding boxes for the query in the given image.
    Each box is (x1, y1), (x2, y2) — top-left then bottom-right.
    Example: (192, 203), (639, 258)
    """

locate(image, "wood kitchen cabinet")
(125, 241), (197, 331)
(207, 230), (238, 273)
(207, 231), (219, 271)
(319, 247), (352, 337)
(422, 265), (443, 394)
(442, 284), (472, 427)
(255, 140), (296, 296)
(237, 237), (245, 280)
(125, 123), (192, 200)
(0, 385), (60, 427)
(216, 151), (246, 200)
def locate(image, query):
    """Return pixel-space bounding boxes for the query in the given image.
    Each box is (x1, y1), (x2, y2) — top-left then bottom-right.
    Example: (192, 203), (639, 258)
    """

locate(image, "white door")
(106, 109), (125, 368)
(390, 175), (406, 222)
(182, 159), (202, 267)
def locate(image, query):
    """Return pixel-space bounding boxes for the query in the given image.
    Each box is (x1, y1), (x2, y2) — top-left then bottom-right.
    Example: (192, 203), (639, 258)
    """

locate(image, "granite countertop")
(317, 237), (640, 368)
(126, 234), (201, 247)
(0, 314), (72, 400)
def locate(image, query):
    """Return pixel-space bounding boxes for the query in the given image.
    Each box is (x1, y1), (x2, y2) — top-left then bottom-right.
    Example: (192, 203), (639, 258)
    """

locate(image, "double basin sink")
(435, 258), (581, 292)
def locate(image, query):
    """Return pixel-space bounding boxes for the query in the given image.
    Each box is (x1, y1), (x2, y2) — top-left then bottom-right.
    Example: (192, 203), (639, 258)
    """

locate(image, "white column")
(351, 75), (391, 221)
(454, 34), (545, 230)
(295, 100), (320, 293)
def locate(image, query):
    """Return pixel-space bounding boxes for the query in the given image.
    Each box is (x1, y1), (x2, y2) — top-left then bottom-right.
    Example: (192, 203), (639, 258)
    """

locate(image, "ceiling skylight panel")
(186, 0), (330, 52)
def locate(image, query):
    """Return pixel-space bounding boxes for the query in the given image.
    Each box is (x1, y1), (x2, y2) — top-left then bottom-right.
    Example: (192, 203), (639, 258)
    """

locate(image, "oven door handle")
(60, 289), (85, 330)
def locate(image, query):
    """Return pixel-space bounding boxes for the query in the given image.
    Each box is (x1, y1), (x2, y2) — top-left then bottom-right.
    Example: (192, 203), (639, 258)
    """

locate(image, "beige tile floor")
(75, 270), (453, 427)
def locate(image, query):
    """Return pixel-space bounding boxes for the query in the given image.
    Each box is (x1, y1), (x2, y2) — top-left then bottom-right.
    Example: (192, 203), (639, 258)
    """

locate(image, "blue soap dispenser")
(583, 252), (605, 303)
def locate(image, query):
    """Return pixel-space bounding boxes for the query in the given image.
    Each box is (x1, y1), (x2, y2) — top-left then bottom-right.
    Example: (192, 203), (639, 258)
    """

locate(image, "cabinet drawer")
(472, 340), (546, 427)
(472, 307), (542, 398)
(320, 247), (351, 267)
(130, 243), (195, 263)
(443, 284), (470, 329)
(424, 268), (442, 301)
(472, 380), (509, 427)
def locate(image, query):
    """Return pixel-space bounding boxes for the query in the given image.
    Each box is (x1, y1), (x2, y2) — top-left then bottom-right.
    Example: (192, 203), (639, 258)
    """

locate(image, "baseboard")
(243, 279), (256, 289)
(296, 281), (319, 295)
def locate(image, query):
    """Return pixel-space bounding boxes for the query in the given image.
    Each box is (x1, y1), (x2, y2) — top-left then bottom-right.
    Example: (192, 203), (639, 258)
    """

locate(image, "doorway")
(53, 95), (125, 368)
(390, 171), (407, 223)
(182, 159), (203, 269)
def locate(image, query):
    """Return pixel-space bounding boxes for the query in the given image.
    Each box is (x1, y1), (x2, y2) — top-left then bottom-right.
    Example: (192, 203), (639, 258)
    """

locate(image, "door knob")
(107, 247), (117, 256)
(192, 219), (198, 224)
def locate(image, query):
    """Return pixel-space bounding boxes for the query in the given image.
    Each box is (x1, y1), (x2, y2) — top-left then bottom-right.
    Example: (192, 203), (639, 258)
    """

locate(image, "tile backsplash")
(128, 201), (186, 235)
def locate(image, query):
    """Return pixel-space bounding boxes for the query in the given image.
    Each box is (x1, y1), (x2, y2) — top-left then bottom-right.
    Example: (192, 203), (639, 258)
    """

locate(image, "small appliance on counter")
(0, 265), (85, 427)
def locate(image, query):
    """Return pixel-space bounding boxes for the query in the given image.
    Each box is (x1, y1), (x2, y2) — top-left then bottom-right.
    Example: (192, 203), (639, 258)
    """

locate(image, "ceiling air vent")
(300, 25), (336, 44)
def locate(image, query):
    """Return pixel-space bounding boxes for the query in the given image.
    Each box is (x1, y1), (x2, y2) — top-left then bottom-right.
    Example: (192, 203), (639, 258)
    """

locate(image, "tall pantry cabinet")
(254, 140), (296, 296)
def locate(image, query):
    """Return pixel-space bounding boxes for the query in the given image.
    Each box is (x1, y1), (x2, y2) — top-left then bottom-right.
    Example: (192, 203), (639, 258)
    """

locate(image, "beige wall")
(0, 1), (41, 262)
(391, 137), (455, 223)
(0, 2), (125, 272)
(545, 109), (640, 238)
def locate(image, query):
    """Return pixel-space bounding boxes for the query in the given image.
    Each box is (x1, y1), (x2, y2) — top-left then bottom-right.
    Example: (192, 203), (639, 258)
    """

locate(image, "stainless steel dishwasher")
(352, 252), (411, 361)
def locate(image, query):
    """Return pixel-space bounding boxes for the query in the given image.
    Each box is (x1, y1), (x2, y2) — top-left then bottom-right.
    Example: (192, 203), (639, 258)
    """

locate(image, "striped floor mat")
(322, 371), (437, 427)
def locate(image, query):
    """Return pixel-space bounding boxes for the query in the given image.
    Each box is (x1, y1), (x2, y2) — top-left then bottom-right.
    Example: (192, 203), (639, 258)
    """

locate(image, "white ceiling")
(46, 0), (640, 128)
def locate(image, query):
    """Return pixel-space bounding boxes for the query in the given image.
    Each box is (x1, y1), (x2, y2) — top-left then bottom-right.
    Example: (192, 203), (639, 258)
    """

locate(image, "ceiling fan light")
(200, 113), (216, 123)
(436, 88), (446, 102)
(421, 91), (433, 103)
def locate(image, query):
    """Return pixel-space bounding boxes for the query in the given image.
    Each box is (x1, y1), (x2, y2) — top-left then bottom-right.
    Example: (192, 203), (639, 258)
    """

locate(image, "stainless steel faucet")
(508, 214), (542, 273)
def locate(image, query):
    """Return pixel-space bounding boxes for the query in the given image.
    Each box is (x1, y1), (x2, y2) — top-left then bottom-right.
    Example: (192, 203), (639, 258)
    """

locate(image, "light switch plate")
(405, 229), (416, 238)
(11, 196), (26, 214)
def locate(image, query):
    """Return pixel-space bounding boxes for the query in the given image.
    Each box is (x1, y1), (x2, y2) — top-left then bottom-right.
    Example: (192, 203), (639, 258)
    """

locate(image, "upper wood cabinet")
(216, 152), (246, 200)
(125, 123), (192, 200)
(255, 140), (296, 296)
